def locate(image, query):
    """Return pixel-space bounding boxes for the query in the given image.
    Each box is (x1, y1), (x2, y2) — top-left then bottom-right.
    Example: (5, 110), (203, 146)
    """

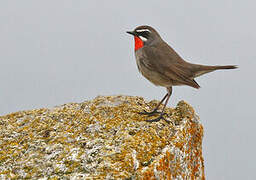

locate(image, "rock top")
(0, 95), (205, 179)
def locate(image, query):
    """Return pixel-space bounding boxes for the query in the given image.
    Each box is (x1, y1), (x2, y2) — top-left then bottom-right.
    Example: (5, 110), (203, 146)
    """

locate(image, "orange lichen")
(0, 95), (204, 179)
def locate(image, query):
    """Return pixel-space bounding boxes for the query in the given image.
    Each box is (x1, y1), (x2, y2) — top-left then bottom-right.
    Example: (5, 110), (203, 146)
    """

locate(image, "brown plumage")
(127, 25), (237, 122)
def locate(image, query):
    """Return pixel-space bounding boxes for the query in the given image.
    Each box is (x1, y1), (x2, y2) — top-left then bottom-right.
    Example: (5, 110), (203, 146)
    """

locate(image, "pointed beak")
(126, 31), (137, 36)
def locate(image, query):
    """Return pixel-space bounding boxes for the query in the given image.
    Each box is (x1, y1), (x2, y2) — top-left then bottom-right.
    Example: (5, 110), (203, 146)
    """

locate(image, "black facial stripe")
(136, 31), (150, 38)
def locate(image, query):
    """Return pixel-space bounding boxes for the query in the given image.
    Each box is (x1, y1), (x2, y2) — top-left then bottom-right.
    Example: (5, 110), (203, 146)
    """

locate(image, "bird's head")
(127, 25), (161, 51)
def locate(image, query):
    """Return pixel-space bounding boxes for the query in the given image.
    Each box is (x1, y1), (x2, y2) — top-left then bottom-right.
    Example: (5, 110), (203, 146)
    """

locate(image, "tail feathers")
(211, 65), (238, 70)
(193, 65), (238, 77)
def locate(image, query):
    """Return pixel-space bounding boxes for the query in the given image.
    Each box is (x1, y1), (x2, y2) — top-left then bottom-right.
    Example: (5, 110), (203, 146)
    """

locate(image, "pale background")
(0, 1), (255, 179)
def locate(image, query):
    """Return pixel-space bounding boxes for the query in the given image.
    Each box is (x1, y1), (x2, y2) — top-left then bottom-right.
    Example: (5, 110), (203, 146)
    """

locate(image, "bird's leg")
(139, 93), (168, 116)
(146, 94), (170, 123)
(146, 87), (172, 123)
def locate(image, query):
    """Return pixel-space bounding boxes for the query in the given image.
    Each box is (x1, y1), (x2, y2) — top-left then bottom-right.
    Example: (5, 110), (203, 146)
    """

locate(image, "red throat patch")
(134, 36), (144, 51)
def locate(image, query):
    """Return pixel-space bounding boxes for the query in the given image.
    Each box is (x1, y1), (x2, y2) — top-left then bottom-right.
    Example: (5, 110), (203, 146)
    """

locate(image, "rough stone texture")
(0, 95), (205, 179)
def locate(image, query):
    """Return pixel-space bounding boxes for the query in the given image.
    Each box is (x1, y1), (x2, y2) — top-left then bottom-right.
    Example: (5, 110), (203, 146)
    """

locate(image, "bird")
(127, 25), (237, 123)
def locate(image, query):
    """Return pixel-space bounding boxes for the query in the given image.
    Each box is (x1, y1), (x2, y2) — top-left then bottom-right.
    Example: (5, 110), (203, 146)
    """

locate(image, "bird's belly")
(135, 57), (172, 87)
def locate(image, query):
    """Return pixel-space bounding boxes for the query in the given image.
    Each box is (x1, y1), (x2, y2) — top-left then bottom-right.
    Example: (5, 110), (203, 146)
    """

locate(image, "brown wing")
(142, 42), (200, 89)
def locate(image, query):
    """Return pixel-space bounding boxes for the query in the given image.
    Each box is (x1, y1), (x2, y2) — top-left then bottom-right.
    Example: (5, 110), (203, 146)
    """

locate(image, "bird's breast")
(134, 49), (173, 87)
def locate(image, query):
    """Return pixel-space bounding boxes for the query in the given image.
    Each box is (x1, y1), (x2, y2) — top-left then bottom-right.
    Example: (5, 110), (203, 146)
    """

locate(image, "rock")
(0, 95), (205, 179)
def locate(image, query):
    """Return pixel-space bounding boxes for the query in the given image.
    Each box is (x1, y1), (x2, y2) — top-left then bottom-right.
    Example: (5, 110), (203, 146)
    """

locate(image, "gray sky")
(0, 1), (255, 179)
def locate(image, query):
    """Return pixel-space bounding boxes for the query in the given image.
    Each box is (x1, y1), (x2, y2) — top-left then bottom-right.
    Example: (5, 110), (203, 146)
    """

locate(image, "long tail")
(210, 65), (238, 70)
(192, 64), (238, 77)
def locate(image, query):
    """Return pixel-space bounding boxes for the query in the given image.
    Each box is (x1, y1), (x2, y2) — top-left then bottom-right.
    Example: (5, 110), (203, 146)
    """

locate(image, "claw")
(146, 116), (162, 122)
(146, 114), (170, 123)
(138, 109), (160, 116)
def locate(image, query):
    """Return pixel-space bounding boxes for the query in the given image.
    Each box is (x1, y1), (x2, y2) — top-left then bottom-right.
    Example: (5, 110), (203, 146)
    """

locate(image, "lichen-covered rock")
(0, 95), (205, 179)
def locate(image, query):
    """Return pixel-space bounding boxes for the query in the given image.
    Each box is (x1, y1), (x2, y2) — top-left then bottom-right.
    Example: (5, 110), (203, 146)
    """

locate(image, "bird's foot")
(146, 114), (170, 123)
(138, 109), (160, 116)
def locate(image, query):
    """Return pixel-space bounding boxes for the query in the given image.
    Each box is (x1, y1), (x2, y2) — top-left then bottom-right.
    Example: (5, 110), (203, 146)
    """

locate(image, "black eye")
(140, 31), (150, 38)
(135, 31), (150, 39)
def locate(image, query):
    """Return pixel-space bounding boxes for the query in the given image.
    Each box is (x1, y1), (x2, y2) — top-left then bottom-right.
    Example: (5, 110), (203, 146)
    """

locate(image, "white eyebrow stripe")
(136, 29), (151, 33)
